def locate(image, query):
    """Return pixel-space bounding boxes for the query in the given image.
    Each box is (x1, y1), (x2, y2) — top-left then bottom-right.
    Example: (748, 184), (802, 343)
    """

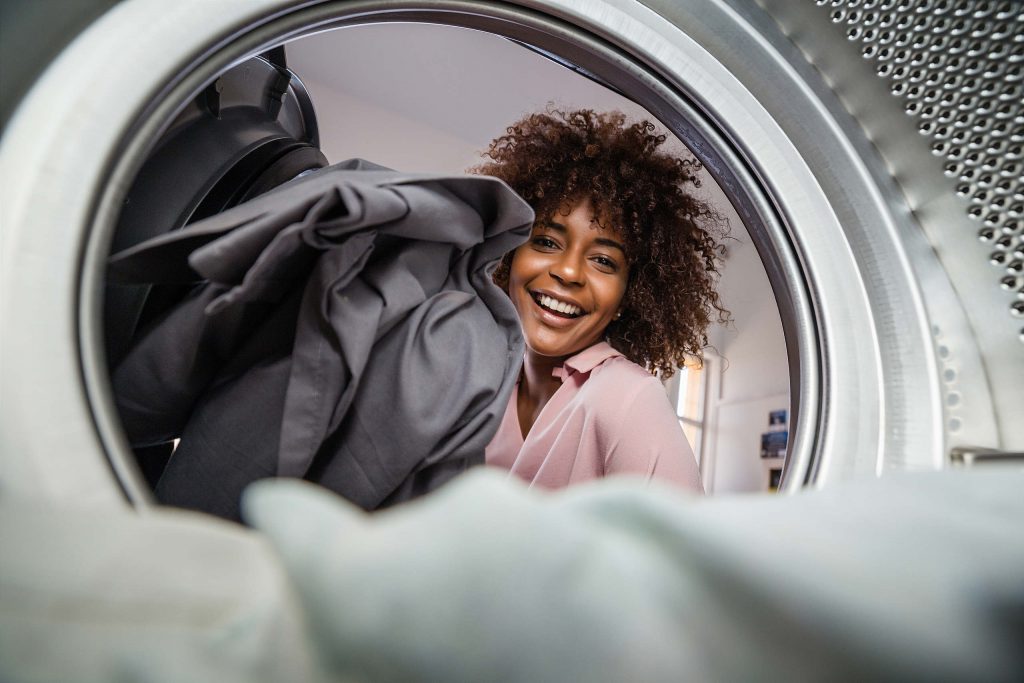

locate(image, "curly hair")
(471, 108), (730, 378)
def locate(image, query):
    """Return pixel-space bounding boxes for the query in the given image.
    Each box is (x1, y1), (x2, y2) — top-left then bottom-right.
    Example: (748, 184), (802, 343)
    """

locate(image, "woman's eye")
(533, 236), (558, 249)
(592, 255), (618, 271)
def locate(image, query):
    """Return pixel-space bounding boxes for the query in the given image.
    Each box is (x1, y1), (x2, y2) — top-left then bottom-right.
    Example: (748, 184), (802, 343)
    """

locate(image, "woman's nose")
(549, 251), (585, 286)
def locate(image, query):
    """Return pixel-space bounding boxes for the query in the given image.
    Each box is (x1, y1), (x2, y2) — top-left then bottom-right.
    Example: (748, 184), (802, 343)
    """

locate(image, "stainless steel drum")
(1, 0), (1020, 507)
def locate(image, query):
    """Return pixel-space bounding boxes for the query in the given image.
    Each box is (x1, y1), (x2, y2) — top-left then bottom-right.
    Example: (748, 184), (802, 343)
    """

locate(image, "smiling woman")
(475, 109), (729, 491)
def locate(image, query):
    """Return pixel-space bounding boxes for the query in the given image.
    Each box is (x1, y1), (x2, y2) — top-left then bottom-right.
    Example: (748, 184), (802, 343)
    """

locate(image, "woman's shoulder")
(584, 354), (665, 402)
(589, 353), (655, 381)
(580, 354), (694, 472)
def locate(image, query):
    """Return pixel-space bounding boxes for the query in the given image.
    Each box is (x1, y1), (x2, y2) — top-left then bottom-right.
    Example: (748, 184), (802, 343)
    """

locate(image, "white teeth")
(538, 294), (582, 316)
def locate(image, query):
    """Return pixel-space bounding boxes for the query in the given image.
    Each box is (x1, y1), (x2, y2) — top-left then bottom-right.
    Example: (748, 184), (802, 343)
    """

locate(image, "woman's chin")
(524, 335), (591, 362)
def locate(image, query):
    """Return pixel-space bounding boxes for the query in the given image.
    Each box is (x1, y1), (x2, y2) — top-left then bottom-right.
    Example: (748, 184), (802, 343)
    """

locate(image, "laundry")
(109, 159), (533, 520)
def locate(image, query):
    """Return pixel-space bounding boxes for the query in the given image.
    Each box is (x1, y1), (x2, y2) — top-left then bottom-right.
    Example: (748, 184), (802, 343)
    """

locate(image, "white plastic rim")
(0, 0), (971, 508)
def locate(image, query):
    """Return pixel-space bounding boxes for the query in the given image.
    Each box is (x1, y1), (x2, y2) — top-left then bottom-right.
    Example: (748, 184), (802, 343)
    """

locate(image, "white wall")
(704, 225), (790, 494)
(286, 23), (789, 493)
(288, 23), (664, 172)
(709, 239), (790, 405)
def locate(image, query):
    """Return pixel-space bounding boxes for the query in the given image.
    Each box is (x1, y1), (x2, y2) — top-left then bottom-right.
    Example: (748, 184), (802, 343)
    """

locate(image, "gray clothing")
(109, 159), (532, 519)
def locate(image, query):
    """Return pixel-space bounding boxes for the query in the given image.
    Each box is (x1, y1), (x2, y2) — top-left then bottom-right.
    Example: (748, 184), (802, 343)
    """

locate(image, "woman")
(474, 109), (729, 492)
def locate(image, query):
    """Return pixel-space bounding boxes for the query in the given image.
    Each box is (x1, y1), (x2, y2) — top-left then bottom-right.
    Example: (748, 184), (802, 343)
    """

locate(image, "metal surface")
(830, 0), (1024, 327)
(0, 0), (1011, 506)
(950, 445), (1024, 465)
(757, 0), (1022, 451)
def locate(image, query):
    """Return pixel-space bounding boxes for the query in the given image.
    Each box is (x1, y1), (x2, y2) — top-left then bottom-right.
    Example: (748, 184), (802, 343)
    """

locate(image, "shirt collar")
(553, 341), (623, 381)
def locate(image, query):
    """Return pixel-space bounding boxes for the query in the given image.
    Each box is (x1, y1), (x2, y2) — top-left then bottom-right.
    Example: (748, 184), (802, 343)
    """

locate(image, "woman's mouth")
(531, 292), (584, 319)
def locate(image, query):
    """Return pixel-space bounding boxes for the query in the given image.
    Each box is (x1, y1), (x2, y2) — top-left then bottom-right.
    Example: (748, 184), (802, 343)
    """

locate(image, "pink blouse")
(485, 342), (704, 493)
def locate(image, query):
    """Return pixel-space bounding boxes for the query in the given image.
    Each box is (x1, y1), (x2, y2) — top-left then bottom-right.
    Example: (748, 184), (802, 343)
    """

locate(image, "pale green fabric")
(0, 501), (332, 683)
(243, 469), (1024, 682)
(2, 468), (1022, 682)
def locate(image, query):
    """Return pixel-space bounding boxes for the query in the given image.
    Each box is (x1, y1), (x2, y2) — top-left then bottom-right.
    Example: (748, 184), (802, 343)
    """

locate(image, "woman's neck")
(521, 349), (565, 400)
(517, 349), (566, 437)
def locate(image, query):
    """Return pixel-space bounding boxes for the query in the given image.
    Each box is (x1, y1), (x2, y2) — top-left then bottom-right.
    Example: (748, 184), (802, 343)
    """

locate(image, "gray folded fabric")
(109, 159), (532, 519)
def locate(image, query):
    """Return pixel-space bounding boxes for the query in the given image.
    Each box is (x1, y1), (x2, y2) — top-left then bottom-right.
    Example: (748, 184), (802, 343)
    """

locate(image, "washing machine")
(1, 1), (1021, 680)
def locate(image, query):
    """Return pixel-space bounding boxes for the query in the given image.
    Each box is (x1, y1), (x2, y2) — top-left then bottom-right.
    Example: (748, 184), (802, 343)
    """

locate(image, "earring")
(613, 310), (622, 320)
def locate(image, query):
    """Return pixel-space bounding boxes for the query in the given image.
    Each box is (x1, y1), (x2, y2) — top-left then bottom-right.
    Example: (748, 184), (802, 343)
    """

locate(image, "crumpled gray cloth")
(109, 159), (532, 519)
(1, 469), (1021, 682)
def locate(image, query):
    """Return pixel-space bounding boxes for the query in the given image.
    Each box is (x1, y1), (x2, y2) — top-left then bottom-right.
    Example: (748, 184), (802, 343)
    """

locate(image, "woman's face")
(508, 197), (629, 361)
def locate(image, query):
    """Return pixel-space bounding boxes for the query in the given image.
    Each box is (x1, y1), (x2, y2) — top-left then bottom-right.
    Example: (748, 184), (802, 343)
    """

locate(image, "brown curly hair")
(471, 108), (730, 378)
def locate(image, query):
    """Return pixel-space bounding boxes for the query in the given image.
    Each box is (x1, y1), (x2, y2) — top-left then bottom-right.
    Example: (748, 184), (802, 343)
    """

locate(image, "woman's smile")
(508, 197), (629, 361)
(530, 290), (585, 319)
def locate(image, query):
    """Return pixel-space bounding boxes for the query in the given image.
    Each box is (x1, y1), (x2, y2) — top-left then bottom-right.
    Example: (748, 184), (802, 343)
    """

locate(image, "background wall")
(704, 221), (791, 493)
(287, 23), (789, 492)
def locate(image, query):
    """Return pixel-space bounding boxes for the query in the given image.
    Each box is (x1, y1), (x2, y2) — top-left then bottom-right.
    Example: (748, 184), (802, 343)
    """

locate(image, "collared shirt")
(485, 341), (704, 492)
